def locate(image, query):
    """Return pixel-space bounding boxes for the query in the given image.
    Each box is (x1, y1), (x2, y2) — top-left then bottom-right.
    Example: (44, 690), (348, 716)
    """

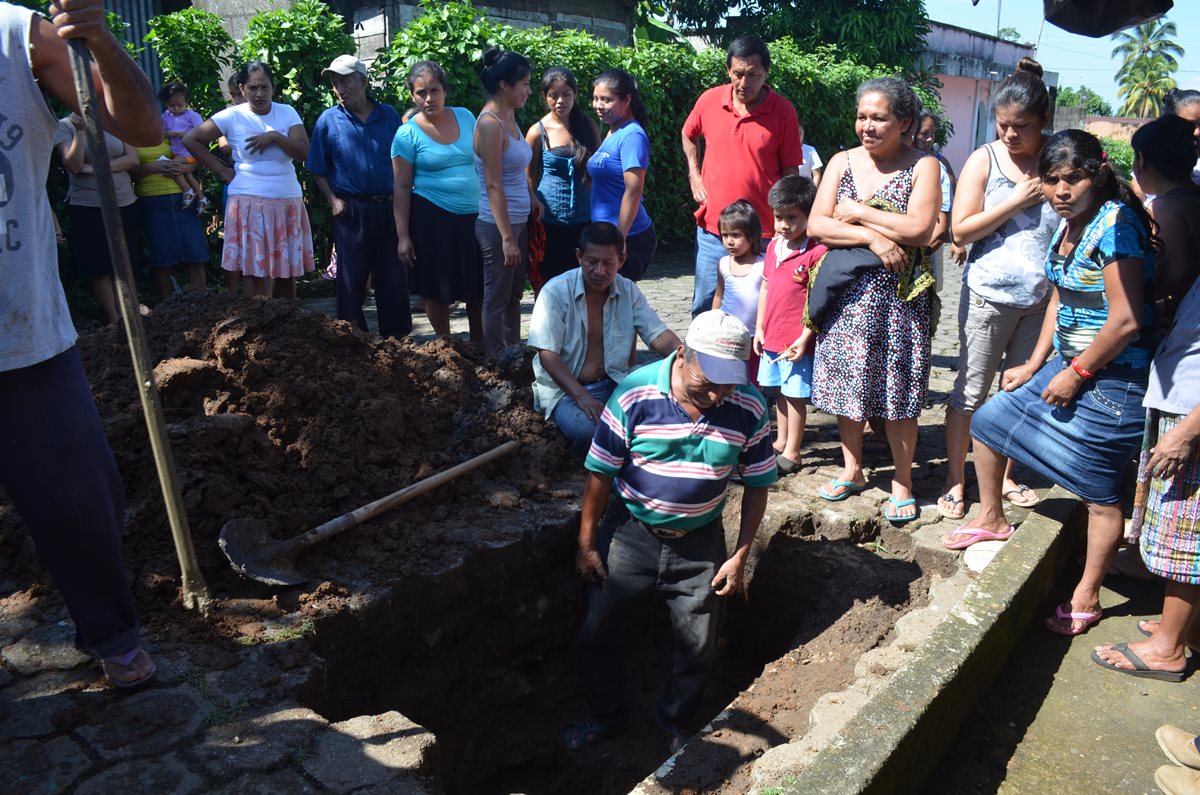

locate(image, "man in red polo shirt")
(682, 35), (804, 317)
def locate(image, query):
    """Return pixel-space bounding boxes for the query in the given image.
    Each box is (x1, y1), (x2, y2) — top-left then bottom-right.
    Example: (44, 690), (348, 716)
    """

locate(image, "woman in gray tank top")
(474, 47), (541, 354)
(937, 58), (1060, 521)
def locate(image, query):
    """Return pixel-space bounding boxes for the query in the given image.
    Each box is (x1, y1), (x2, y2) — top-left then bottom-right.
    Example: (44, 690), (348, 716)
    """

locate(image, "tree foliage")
(238, 0), (355, 131)
(671, 0), (930, 71)
(1056, 85), (1113, 117)
(144, 9), (235, 119)
(1111, 19), (1183, 118)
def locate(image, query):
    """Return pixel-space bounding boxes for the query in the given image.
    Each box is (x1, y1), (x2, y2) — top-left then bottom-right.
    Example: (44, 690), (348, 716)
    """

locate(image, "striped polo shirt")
(585, 351), (778, 531)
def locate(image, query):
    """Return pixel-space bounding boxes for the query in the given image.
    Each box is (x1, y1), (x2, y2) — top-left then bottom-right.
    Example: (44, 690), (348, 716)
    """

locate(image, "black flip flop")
(1091, 643), (1187, 682)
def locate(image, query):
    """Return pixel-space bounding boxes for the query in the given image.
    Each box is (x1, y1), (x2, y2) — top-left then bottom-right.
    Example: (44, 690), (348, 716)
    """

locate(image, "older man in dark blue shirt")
(308, 55), (409, 338)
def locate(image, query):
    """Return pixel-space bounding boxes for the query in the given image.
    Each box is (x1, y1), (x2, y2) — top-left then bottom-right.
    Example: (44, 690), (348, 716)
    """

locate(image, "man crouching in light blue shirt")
(529, 222), (681, 449)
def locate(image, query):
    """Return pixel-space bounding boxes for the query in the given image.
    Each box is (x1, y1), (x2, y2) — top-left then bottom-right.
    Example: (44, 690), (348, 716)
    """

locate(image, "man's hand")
(49, 0), (112, 43)
(330, 196), (346, 218)
(577, 546), (607, 583)
(711, 555), (746, 596)
(688, 172), (707, 204)
(576, 392), (605, 422)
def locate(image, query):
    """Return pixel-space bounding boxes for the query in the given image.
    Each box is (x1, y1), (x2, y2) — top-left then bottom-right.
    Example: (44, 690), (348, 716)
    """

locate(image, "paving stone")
(1, 621), (90, 675)
(195, 703), (328, 776)
(303, 711), (437, 794)
(76, 686), (213, 761)
(0, 614), (37, 642)
(0, 736), (92, 795)
(208, 768), (321, 794)
(0, 687), (76, 742)
(73, 752), (201, 795)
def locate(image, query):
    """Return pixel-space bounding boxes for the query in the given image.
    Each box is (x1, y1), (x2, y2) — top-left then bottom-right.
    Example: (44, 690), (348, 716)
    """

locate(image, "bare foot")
(936, 487), (966, 520)
(1138, 619), (1200, 652)
(1044, 599), (1102, 635)
(1094, 638), (1188, 674)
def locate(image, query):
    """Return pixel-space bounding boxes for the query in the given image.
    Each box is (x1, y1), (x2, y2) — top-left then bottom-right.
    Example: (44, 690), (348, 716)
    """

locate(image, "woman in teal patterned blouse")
(944, 130), (1161, 640)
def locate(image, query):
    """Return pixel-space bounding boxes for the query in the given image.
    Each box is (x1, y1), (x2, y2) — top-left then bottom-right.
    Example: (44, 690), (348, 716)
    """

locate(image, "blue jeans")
(691, 227), (726, 317)
(0, 348), (141, 658)
(576, 499), (727, 735)
(551, 378), (616, 451)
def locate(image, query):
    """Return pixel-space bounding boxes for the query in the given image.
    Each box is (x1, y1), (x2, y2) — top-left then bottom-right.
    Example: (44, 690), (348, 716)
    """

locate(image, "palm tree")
(1111, 20), (1185, 80)
(1116, 55), (1177, 118)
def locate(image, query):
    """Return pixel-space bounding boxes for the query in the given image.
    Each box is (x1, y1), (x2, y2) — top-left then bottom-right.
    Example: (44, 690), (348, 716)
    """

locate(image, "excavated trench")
(301, 507), (931, 795)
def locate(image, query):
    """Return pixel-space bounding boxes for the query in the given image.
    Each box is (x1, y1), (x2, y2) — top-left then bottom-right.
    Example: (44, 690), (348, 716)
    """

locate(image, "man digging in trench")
(562, 310), (777, 753)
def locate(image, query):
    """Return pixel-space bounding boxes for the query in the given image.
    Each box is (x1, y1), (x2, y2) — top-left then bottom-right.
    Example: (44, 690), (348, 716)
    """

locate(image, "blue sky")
(924, 0), (1200, 109)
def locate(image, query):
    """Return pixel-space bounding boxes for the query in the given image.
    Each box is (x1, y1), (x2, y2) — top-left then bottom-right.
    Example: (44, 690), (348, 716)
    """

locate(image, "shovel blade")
(218, 519), (310, 587)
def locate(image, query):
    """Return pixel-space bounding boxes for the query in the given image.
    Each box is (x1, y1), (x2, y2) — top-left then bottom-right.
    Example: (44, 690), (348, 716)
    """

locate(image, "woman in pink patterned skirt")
(185, 60), (313, 298)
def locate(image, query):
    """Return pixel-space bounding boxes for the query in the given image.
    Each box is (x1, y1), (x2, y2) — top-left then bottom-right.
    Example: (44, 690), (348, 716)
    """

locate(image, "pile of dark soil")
(0, 293), (573, 641)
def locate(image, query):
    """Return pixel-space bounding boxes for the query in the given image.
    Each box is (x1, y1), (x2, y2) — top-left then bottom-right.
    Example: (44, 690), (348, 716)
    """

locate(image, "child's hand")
(752, 332), (764, 357)
(783, 336), (806, 361)
(167, 130), (182, 138)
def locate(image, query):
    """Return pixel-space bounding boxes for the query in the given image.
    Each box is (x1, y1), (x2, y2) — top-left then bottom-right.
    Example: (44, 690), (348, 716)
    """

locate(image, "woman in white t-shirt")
(185, 61), (313, 298)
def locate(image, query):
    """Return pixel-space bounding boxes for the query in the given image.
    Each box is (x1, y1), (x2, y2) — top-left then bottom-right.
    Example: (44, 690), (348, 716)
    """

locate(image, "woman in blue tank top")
(525, 66), (601, 289)
(474, 47), (540, 354)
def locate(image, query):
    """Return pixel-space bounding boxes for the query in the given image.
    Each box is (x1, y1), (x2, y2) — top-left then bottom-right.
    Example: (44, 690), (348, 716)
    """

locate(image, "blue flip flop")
(884, 496), (918, 525)
(818, 479), (866, 501)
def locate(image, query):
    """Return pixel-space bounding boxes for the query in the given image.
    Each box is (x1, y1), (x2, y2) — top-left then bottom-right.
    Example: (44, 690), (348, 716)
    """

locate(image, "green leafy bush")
(144, 9), (235, 120)
(1099, 136), (1134, 181)
(238, 0), (355, 130)
(238, 0), (356, 266)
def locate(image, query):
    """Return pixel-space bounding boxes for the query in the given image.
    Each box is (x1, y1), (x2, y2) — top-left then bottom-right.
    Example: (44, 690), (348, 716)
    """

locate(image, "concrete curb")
(780, 486), (1086, 794)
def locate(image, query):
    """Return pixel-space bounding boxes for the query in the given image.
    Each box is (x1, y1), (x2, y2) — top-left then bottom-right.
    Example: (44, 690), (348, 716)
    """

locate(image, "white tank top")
(0, 3), (76, 371)
(963, 143), (1058, 308)
(717, 253), (765, 333)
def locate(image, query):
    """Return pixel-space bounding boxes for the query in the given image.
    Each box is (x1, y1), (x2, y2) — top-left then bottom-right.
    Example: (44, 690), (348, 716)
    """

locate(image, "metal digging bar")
(66, 40), (212, 611)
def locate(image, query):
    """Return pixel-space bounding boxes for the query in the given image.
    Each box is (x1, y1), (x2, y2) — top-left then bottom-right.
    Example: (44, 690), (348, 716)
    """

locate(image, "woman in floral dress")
(807, 76), (942, 523)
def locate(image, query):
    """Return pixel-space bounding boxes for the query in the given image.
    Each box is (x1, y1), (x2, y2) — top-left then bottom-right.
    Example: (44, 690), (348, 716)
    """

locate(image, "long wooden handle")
(66, 40), (211, 610)
(289, 440), (520, 550)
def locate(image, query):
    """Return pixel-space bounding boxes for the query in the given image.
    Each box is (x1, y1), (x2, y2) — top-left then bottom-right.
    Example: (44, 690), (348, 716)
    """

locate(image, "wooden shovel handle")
(290, 440), (520, 550)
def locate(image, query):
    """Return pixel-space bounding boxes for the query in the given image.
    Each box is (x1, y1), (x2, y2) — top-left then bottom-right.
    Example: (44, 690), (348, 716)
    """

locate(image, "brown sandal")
(101, 647), (157, 690)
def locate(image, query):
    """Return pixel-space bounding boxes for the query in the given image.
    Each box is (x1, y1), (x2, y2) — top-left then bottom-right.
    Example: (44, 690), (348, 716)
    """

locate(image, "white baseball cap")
(323, 55), (367, 78)
(685, 310), (751, 385)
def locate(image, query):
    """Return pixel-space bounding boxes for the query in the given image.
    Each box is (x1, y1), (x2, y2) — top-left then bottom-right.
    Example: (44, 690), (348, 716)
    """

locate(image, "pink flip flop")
(1044, 603), (1102, 636)
(942, 524), (1015, 550)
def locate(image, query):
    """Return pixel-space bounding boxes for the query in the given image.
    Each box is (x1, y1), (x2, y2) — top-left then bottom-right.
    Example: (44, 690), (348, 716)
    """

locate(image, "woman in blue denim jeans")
(942, 130), (1160, 638)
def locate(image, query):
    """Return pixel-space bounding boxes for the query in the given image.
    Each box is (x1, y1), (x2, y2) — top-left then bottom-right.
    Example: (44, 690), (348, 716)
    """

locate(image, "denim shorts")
(758, 351), (812, 399)
(970, 357), (1148, 504)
